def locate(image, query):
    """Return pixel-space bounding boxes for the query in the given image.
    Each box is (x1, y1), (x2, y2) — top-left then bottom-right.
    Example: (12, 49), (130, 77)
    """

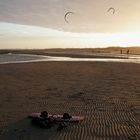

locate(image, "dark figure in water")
(127, 50), (129, 54)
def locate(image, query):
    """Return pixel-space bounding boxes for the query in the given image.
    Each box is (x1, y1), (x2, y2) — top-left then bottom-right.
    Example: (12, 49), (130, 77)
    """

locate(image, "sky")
(0, 0), (140, 49)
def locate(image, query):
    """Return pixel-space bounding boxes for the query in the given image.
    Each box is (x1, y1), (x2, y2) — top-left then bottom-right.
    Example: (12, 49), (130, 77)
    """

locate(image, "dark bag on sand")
(62, 113), (72, 119)
(31, 117), (53, 128)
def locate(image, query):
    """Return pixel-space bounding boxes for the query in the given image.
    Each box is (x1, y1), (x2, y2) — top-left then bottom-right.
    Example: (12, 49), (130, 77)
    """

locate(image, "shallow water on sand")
(0, 53), (50, 64)
(0, 53), (140, 64)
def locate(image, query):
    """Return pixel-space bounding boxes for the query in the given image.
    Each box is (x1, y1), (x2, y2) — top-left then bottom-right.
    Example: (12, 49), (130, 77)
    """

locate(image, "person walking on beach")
(127, 49), (129, 54)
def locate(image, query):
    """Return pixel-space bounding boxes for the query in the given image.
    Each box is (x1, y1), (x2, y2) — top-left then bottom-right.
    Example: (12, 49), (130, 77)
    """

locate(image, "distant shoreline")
(0, 49), (130, 59)
(1, 48), (140, 64)
(43, 52), (128, 59)
(0, 53), (140, 65)
(0, 46), (140, 55)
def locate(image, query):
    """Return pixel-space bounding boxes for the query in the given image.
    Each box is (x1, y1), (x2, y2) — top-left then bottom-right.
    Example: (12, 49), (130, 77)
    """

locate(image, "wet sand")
(0, 61), (140, 139)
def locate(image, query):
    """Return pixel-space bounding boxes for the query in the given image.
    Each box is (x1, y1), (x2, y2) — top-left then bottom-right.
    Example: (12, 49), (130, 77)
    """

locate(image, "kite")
(107, 7), (115, 14)
(64, 12), (74, 23)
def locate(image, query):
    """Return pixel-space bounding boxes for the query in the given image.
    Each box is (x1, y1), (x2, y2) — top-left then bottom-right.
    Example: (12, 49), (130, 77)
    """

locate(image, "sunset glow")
(1, 0), (140, 49)
(0, 22), (140, 49)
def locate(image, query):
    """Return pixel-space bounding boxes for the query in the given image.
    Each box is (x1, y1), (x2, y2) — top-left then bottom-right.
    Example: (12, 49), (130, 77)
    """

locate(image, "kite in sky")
(64, 12), (74, 24)
(107, 7), (115, 14)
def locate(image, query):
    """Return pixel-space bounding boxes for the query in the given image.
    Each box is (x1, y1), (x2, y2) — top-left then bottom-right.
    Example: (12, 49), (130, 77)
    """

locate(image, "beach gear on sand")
(29, 112), (84, 122)
(29, 111), (84, 130)
(31, 117), (53, 128)
(31, 111), (55, 128)
(62, 113), (72, 119)
(57, 122), (67, 131)
(40, 111), (48, 118)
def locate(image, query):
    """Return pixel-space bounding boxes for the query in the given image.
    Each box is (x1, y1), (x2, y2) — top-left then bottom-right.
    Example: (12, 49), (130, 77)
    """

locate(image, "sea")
(0, 53), (140, 64)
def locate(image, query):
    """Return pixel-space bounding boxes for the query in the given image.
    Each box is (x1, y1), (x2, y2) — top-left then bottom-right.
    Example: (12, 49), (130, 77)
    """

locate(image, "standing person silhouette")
(127, 50), (129, 54)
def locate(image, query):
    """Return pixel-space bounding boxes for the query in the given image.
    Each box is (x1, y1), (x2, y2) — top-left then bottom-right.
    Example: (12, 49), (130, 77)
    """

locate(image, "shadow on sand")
(0, 118), (58, 140)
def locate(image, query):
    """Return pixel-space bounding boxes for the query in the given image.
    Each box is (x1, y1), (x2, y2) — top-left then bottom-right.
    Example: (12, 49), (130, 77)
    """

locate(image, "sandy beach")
(0, 61), (140, 139)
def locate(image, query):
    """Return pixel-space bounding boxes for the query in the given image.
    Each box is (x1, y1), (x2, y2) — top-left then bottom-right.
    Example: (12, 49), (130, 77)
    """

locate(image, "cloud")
(0, 0), (140, 32)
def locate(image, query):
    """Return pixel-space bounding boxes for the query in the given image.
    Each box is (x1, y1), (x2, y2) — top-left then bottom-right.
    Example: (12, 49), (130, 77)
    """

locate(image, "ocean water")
(0, 53), (50, 64)
(0, 53), (140, 64)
